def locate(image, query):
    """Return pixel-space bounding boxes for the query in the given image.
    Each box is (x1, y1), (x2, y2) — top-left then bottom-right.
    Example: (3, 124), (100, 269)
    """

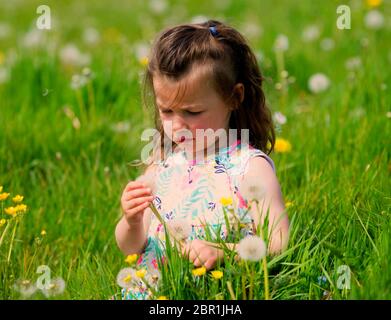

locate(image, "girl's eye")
(186, 111), (202, 116)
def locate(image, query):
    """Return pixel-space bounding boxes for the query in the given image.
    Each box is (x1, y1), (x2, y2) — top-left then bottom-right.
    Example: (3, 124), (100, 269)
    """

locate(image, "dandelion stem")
(7, 219), (18, 264)
(0, 219), (11, 248)
(262, 256), (270, 300)
(226, 281), (236, 300)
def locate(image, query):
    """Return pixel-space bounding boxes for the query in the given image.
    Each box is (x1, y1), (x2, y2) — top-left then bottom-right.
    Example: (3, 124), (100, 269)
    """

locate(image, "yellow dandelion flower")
(0, 219), (6, 227)
(0, 192), (10, 201)
(139, 57), (149, 67)
(274, 138), (292, 153)
(366, 0), (382, 8)
(12, 195), (24, 203)
(220, 197), (233, 207)
(5, 207), (17, 216)
(135, 269), (147, 279)
(41, 230), (47, 236)
(125, 254), (138, 265)
(210, 270), (224, 280)
(192, 266), (207, 277)
(15, 204), (27, 213)
(157, 296), (168, 300)
(285, 201), (294, 208)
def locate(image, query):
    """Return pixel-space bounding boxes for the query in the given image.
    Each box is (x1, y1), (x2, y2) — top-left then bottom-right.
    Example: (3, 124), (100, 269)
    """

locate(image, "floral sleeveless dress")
(119, 139), (275, 300)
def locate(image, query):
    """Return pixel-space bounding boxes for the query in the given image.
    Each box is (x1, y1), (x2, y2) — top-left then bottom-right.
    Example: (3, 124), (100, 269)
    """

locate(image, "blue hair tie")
(209, 25), (218, 37)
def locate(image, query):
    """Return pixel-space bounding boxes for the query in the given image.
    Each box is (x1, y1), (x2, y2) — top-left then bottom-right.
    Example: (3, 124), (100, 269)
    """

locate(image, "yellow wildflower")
(5, 207), (17, 216)
(139, 57), (149, 67)
(285, 201), (294, 208)
(15, 204), (27, 213)
(192, 266), (207, 277)
(0, 192), (10, 201)
(135, 269), (147, 279)
(210, 270), (224, 280)
(274, 138), (292, 153)
(125, 254), (138, 265)
(366, 0), (382, 8)
(0, 219), (6, 227)
(12, 195), (24, 203)
(41, 230), (47, 236)
(157, 296), (168, 300)
(220, 197), (233, 207)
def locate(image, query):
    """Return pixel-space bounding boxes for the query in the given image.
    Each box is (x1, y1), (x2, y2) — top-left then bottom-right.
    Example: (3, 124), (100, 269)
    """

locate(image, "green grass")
(0, 0), (390, 299)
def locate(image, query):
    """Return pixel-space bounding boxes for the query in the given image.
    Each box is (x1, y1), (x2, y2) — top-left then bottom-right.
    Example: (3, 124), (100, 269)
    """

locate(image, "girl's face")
(153, 63), (243, 157)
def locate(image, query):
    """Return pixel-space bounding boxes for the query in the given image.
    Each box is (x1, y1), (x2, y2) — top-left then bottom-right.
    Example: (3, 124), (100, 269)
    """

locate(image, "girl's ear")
(231, 83), (245, 110)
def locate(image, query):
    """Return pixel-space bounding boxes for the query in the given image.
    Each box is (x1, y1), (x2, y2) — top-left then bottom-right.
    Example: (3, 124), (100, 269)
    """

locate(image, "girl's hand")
(121, 181), (154, 226)
(181, 239), (225, 270)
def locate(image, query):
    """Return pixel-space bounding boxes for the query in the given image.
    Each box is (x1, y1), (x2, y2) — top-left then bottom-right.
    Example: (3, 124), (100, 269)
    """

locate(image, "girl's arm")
(115, 211), (151, 255)
(239, 156), (290, 254)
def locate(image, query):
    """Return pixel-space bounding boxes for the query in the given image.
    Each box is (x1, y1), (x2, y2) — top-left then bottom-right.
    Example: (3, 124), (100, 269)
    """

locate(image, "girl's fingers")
(193, 257), (205, 267)
(125, 196), (153, 211)
(125, 187), (153, 200)
(126, 201), (150, 216)
(203, 258), (214, 270)
(125, 180), (147, 192)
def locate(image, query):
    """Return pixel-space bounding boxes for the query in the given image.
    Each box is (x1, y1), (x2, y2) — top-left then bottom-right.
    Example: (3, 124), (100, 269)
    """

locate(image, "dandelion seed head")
(308, 73), (330, 93)
(274, 34), (289, 52)
(41, 277), (66, 297)
(237, 235), (267, 261)
(240, 174), (265, 202)
(166, 218), (192, 240)
(117, 268), (137, 289)
(364, 10), (384, 30)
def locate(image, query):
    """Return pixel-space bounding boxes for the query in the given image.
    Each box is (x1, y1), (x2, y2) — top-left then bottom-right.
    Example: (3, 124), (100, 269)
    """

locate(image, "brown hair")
(136, 19), (275, 174)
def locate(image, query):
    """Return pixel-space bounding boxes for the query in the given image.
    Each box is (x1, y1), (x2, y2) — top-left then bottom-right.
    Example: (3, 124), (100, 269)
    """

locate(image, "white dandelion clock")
(83, 27), (100, 45)
(134, 42), (150, 63)
(240, 174), (266, 203)
(237, 235), (267, 261)
(13, 279), (37, 298)
(345, 57), (362, 71)
(136, 169), (157, 195)
(274, 34), (289, 52)
(364, 10), (384, 30)
(320, 38), (335, 51)
(308, 73), (330, 94)
(22, 29), (45, 48)
(41, 277), (66, 297)
(302, 25), (320, 42)
(59, 44), (90, 67)
(273, 111), (287, 125)
(144, 269), (161, 289)
(166, 218), (192, 241)
(149, 0), (168, 14)
(117, 268), (137, 289)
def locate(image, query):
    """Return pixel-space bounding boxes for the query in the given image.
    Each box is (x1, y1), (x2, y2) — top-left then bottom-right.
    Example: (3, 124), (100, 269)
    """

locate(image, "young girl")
(115, 20), (290, 300)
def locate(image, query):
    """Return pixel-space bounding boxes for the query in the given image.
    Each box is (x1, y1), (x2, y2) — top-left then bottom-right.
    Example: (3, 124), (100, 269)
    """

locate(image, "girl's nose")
(172, 115), (187, 132)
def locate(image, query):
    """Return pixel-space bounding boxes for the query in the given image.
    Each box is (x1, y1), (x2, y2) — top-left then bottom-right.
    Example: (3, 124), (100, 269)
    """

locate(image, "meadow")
(0, 0), (390, 299)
